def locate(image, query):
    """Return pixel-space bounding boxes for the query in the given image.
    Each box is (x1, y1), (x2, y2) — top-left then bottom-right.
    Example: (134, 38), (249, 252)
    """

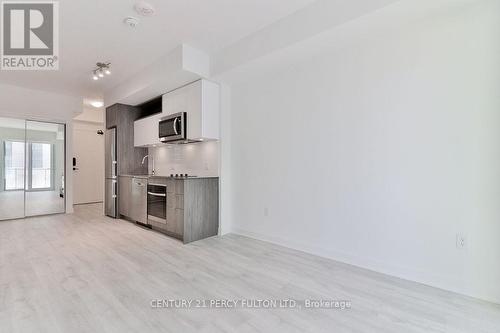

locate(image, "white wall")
(148, 141), (219, 177)
(211, 0), (400, 76)
(226, 1), (500, 303)
(219, 83), (233, 235)
(0, 83), (81, 121)
(74, 107), (104, 124)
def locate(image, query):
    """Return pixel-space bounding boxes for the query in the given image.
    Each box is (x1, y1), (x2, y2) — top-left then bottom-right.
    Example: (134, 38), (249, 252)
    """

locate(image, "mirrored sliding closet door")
(0, 117), (65, 221)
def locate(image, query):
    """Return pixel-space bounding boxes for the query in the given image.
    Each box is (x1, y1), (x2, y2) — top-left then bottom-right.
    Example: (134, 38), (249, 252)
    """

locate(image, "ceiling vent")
(134, 1), (155, 17)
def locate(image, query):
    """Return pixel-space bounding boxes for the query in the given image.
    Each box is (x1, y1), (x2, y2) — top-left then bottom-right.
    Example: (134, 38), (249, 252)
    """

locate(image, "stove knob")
(175, 174), (179, 177)
(184, 174), (188, 178)
(170, 174), (174, 177)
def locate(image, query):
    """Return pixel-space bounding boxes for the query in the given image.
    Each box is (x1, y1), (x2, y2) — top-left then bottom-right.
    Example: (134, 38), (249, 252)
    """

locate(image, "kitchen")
(104, 79), (220, 243)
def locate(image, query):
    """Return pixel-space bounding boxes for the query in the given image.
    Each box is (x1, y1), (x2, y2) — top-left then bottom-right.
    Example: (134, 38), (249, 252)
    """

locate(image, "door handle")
(173, 117), (178, 135)
(148, 192), (166, 197)
(73, 167), (79, 171)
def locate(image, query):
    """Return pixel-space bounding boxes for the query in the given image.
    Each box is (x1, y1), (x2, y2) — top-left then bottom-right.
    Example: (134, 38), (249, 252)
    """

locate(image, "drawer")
(166, 179), (175, 193)
(175, 208), (184, 236)
(167, 193), (176, 209)
(176, 195), (184, 209)
(166, 205), (184, 237)
(166, 180), (184, 194)
(166, 204), (175, 224)
(175, 181), (184, 194)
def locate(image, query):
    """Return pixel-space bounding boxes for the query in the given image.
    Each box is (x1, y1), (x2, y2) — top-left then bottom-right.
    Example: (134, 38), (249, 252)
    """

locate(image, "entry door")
(73, 122), (105, 204)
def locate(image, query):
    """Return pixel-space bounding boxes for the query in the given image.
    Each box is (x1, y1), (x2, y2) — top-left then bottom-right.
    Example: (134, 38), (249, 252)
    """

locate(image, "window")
(4, 141), (25, 190)
(30, 143), (52, 189)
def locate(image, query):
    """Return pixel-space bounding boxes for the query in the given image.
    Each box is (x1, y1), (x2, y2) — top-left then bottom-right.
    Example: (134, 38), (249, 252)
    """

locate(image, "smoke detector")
(134, 1), (155, 17)
(124, 16), (140, 28)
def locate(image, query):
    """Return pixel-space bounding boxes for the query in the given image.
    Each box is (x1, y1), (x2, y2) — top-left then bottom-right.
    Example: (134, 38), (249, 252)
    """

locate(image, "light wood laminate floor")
(0, 204), (498, 333)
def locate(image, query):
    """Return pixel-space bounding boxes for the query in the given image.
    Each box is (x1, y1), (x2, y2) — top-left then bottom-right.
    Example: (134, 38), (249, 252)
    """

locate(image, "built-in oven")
(159, 112), (186, 143)
(147, 183), (166, 224)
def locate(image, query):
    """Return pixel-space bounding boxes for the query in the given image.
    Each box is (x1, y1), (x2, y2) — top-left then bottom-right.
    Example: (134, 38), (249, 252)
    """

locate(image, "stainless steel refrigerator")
(105, 128), (117, 218)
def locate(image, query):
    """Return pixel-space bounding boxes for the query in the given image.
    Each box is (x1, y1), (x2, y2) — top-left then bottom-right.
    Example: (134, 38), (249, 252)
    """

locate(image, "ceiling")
(0, 0), (316, 100)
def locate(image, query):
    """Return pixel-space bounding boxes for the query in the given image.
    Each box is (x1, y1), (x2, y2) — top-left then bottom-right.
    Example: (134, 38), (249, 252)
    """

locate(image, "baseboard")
(230, 227), (499, 305)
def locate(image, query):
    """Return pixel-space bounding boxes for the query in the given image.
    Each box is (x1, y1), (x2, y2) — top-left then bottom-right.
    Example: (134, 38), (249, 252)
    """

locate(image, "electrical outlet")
(456, 234), (467, 249)
(264, 207), (269, 217)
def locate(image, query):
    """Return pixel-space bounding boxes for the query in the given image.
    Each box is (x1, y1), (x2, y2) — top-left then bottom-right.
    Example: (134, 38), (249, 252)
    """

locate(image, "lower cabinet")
(182, 178), (219, 244)
(121, 176), (219, 244)
(165, 207), (184, 237)
(165, 180), (184, 238)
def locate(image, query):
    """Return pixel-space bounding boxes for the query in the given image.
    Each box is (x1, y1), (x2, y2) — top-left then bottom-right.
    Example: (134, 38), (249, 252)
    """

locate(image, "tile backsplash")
(148, 141), (219, 177)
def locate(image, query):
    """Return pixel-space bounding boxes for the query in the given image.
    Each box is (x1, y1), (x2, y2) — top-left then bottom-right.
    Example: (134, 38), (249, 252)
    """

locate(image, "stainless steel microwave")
(159, 112), (186, 143)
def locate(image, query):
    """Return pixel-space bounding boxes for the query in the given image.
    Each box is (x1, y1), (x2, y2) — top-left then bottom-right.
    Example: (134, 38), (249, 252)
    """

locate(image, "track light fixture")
(91, 62), (111, 81)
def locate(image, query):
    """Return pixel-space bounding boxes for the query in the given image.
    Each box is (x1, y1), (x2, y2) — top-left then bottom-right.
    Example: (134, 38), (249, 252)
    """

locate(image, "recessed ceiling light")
(90, 101), (104, 108)
(134, 1), (155, 17)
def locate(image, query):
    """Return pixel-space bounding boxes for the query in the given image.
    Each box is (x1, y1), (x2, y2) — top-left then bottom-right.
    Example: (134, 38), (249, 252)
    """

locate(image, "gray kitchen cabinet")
(166, 192), (176, 214)
(115, 104), (148, 176)
(165, 180), (184, 237)
(165, 179), (175, 193)
(146, 177), (218, 244)
(173, 208), (185, 237)
(119, 176), (131, 218)
(182, 178), (219, 244)
(105, 103), (148, 176)
(165, 204), (176, 235)
(105, 104), (148, 216)
(106, 104), (118, 129)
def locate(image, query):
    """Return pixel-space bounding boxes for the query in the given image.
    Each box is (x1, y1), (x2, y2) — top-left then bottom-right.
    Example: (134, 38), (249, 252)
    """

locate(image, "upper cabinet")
(106, 104), (148, 175)
(162, 80), (220, 141)
(133, 113), (164, 147)
(134, 79), (220, 147)
(106, 104), (118, 129)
